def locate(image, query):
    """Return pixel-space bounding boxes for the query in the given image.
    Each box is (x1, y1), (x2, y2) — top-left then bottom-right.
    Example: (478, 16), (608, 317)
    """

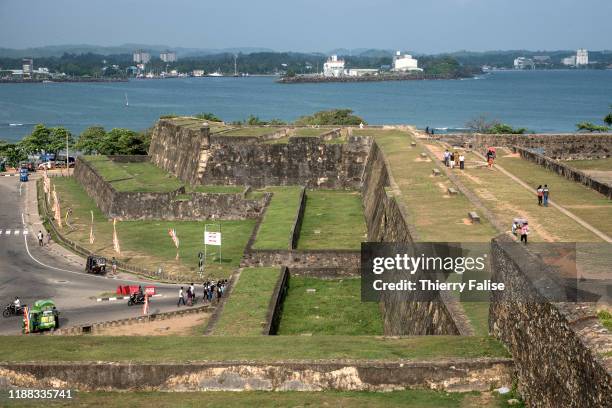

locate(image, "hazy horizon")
(2, 0), (611, 54)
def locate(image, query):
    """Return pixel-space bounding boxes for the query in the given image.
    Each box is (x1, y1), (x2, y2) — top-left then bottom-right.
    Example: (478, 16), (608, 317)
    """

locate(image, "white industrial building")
(323, 55), (345, 77)
(133, 50), (151, 64)
(392, 51), (423, 72)
(346, 68), (379, 77)
(160, 51), (177, 63)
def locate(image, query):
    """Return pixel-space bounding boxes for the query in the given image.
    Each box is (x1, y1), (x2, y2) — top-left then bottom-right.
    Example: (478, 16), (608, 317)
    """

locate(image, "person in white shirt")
(177, 287), (186, 307)
(459, 154), (465, 170)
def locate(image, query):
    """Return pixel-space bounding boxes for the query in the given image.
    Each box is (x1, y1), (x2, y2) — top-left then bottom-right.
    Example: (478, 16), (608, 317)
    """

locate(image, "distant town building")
(323, 55), (345, 77)
(22, 58), (33, 78)
(192, 70), (205, 77)
(562, 55), (576, 66)
(346, 68), (379, 77)
(576, 48), (589, 66)
(133, 50), (151, 64)
(160, 51), (177, 63)
(533, 56), (551, 66)
(513, 57), (534, 70)
(392, 51), (423, 72)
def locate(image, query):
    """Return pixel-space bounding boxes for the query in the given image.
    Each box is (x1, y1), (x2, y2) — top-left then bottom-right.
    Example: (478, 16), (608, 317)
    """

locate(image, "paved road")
(0, 176), (185, 334)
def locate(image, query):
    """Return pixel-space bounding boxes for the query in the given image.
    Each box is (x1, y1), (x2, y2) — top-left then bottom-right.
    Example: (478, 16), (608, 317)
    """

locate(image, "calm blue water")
(1, 70), (611, 142)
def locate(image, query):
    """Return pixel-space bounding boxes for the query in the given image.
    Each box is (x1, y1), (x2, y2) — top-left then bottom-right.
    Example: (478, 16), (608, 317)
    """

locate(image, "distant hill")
(0, 44), (275, 58)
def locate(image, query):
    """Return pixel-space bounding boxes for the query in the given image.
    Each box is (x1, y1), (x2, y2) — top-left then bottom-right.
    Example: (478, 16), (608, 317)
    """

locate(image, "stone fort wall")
(437, 133), (612, 160)
(148, 120), (371, 188)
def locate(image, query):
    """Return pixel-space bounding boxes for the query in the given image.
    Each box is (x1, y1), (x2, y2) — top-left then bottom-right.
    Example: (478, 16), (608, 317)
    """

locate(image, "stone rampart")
(289, 188), (306, 249)
(437, 133), (612, 160)
(263, 266), (289, 335)
(360, 141), (463, 335)
(489, 234), (612, 407)
(73, 157), (268, 220)
(241, 249), (360, 273)
(514, 146), (611, 199)
(0, 358), (513, 392)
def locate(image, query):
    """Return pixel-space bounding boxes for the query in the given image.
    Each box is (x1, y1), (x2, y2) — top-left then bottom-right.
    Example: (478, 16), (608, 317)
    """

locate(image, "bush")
(194, 112), (222, 122)
(294, 109), (366, 126)
(576, 122), (609, 133)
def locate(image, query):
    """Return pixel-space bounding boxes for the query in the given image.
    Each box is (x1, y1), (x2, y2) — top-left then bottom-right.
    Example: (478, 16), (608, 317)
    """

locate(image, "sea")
(1, 69), (611, 142)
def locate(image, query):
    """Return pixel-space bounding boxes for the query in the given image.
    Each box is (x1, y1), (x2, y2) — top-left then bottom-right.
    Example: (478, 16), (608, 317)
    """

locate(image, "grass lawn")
(221, 127), (281, 137)
(252, 186), (303, 250)
(293, 127), (332, 137)
(297, 190), (367, 250)
(277, 277), (383, 335)
(354, 129), (498, 242)
(599, 310), (612, 331)
(82, 156), (183, 193)
(562, 157), (612, 172)
(0, 335), (508, 361)
(0, 390), (520, 408)
(495, 154), (612, 238)
(214, 268), (281, 336)
(49, 177), (255, 279)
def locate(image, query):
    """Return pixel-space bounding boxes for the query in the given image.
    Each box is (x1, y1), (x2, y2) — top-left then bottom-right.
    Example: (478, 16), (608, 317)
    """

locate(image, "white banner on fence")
(204, 231), (222, 246)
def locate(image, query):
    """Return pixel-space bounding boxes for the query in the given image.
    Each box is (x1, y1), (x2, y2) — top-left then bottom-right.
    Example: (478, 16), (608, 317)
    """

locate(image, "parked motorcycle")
(127, 293), (145, 306)
(3, 303), (25, 318)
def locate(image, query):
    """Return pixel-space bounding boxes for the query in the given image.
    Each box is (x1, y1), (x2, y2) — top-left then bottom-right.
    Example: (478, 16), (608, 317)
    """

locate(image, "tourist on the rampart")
(449, 152), (455, 169)
(542, 185), (549, 207)
(520, 222), (529, 244)
(459, 154), (465, 170)
(177, 286), (186, 307)
(536, 185), (544, 206)
(443, 150), (450, 167)
(486, 148), (496, 169)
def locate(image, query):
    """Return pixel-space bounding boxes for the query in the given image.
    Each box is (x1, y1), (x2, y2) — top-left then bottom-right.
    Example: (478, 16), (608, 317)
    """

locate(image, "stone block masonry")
(489, 234), (612, 407)
(74, 156), (268, 220)
(0, 358), (513, 392)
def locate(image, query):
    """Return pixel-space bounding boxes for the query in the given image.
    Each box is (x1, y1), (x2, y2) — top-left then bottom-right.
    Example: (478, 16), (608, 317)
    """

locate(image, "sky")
(1, 0), (611, 53)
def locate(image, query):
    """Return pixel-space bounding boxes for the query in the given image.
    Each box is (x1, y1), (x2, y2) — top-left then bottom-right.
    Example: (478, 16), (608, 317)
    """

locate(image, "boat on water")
(9, 123), (23, 127)
(125, 93), (129, 107)
(208, 70), (223, 77)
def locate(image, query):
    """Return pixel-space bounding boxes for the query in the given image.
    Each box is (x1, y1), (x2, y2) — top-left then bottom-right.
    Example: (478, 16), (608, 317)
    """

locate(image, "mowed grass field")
(0, 390), (521, 408)
(354, 129), (498, 242)
(297, 190), (367, 250)
(213, 268), (281, 336)
(277, 277), (383, 335)
(0, 335), (508, 361)
(562, 157), (612, 171)
(47, 177), (255, 278)
(252, 186), (303, 249)
(495, 154), (612, 238)
(83, 156), (183, 192)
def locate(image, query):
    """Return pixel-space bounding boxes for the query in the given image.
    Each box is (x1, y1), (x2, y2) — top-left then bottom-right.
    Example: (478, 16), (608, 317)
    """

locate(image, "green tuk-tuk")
(23, 300), (60, 333)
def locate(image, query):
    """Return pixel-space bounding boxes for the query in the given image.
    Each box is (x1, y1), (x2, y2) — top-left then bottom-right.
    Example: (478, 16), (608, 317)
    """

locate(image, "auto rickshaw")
(86, 255), (107, 274)
(23, 299), (60, 333)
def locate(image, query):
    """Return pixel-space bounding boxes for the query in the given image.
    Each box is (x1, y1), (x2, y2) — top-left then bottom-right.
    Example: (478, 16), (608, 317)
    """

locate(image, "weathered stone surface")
(489, 235), (612, 408)
(241, 250), (360, 273)
(0, 359), (513, 392)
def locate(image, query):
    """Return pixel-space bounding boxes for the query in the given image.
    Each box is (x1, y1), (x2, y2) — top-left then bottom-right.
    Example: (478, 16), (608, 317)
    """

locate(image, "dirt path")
(94, 312), (210, 336)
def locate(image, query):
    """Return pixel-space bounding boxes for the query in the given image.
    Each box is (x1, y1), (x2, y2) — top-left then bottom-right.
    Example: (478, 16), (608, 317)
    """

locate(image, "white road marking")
(5, 230), (10, 235)
(23, 229), (28, 235)
(19, 182), (22, 196)
(19, 212), (178, 287)
(14, 230), (19, 236)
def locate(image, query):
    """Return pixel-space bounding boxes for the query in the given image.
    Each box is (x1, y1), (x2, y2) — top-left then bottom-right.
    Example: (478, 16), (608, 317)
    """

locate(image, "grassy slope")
(0, 336), (508, 362)
(277, 277), (383, 335)
(354, 129), (498, 242)
(297, 190), (367, 250)
(51, 177), (255, 278)
(496, 154), (612, 238)
(252, 186), (303, 250)
(214, 268), (280, 336)
(0, 390), (519, 408)
(83, 156), (183, 193)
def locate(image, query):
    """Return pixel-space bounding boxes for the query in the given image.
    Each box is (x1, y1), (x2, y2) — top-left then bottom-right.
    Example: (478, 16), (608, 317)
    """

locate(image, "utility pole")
(234, 54), (238, 76)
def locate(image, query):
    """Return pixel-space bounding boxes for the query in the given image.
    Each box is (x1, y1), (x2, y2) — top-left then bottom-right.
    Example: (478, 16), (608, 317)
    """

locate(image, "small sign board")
(205, 231), (222, 246)
(145, 286), (156, 296)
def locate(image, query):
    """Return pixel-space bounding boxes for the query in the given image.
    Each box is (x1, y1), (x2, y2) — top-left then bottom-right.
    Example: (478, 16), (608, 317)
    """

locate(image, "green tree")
(76, 126), (106, 154)
(604, 106), (612, 127)
(48, 127), (74, 157)
(576, 122), (609, 133)
(194, 112), (222, 122)
(0, 143), (27, 168)
(19, 124), (51, 154)
(294, 109), (366, 126)
(117, 130), (148, 155)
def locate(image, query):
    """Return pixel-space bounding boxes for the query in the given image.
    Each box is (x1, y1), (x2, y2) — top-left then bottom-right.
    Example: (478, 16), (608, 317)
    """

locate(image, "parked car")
(38, 161), (55, 170)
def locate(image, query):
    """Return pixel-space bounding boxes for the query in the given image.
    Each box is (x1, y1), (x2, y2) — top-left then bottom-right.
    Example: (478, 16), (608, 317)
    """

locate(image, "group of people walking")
(177, 280), (228, 307)
(536, 185), (550, 207)
(512, 219), (530, 244)
(443, 149), (465, 170)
